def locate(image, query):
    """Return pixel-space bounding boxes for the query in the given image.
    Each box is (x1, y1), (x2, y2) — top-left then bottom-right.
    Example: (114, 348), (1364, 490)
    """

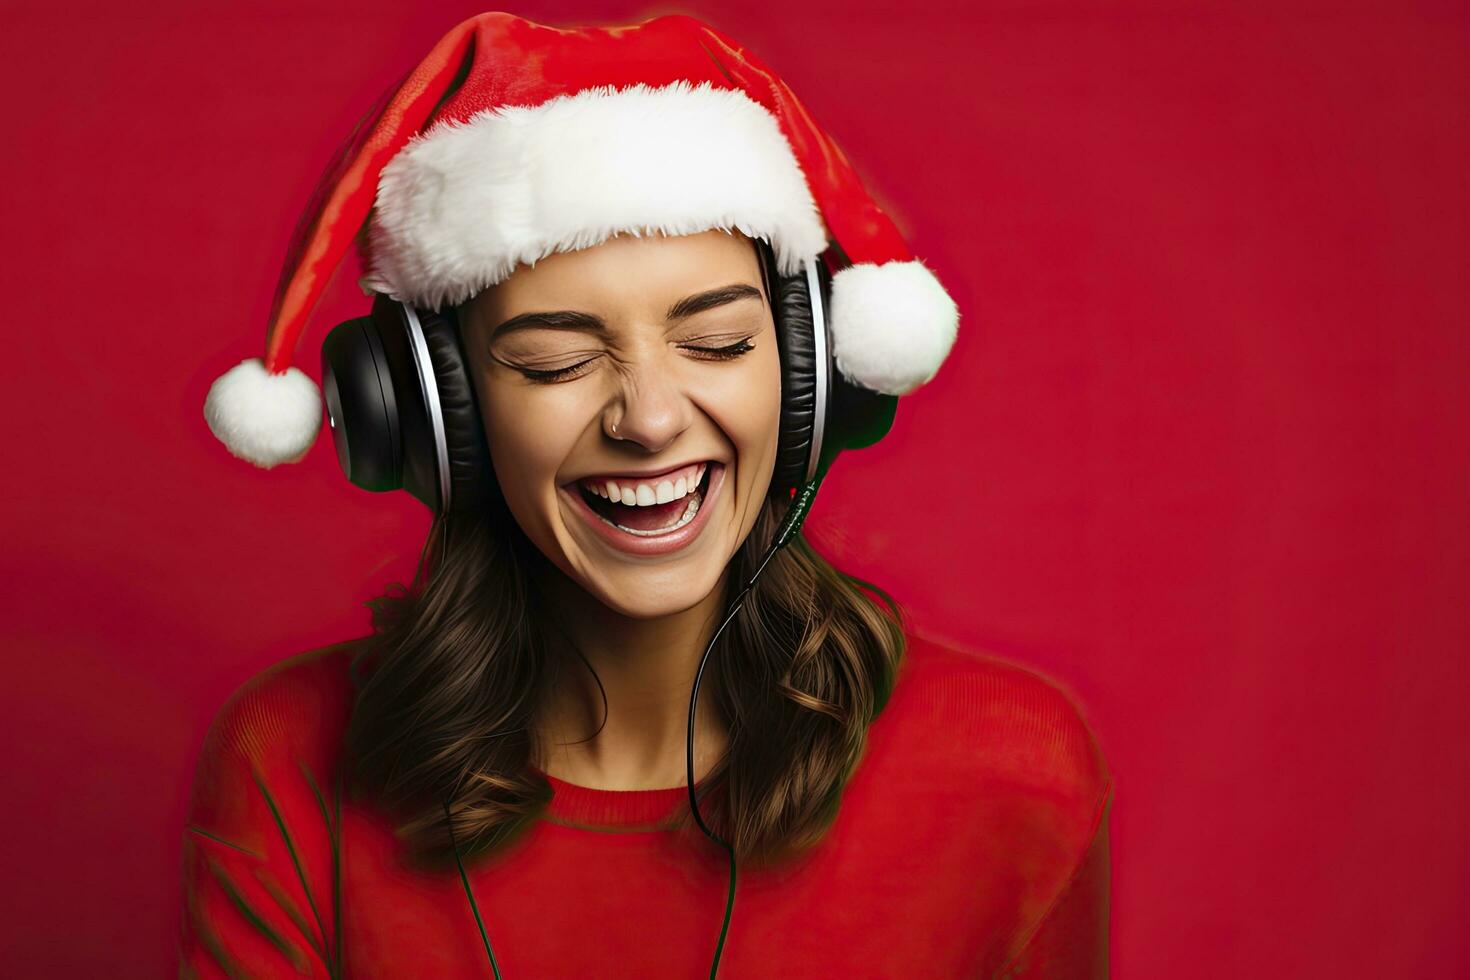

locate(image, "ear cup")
(414, 306), (497, 514)
(765, 243), (824, 497)
(759, 238), (901, 496)
(321, 311), (402, 492)
(825, 358), (899, 462)
(322, 295), (494, 513)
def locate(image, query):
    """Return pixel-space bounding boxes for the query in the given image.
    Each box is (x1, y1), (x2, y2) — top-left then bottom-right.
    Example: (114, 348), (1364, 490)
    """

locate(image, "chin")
(586, 565), (723, 620)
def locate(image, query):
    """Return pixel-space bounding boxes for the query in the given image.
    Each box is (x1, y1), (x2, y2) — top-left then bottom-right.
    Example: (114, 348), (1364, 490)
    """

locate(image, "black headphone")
(319, 238), (897, 514)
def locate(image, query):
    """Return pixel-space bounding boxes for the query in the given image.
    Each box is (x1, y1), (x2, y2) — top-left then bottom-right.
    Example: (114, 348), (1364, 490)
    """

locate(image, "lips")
(561, 461), (726, 558)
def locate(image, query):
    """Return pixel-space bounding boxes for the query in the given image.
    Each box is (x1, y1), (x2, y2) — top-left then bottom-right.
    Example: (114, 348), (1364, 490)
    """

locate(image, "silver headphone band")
(804, 259), (830, 485)
(401, 303), (453, 514)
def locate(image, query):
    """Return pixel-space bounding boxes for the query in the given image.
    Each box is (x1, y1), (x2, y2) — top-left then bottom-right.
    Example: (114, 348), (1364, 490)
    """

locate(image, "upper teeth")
(579, 462), (708, 507)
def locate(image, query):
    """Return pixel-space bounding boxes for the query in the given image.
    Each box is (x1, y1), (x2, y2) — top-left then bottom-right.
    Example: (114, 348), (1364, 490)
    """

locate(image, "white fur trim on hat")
(204, 358), (322, 468)
(362, 81), (829, 310)
(828, 260), (959, 395)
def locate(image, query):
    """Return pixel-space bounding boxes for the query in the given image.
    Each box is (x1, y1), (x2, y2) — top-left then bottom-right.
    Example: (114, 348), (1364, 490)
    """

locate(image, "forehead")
(475, 230), (763, 319)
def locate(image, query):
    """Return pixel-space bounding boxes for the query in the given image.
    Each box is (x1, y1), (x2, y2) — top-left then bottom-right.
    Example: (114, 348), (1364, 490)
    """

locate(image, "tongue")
(610, 495), (688, 532)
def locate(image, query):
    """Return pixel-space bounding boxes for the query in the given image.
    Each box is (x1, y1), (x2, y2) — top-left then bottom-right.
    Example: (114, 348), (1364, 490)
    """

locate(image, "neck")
(529, 560), (732, 792)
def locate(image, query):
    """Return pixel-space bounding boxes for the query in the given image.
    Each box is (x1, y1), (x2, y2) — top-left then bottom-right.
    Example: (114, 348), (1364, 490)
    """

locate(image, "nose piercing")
(611, 422), (618, 435)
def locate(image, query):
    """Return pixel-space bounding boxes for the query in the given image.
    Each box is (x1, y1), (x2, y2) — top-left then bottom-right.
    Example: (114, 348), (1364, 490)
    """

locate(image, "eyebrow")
(489, 283), (763, 340)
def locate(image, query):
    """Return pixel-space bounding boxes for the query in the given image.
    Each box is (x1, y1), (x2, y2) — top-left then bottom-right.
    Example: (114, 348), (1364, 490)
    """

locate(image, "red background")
(3, 1), (1466, 975)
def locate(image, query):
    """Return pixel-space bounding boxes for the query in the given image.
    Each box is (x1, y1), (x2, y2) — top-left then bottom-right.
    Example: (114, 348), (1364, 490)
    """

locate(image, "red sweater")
(178, 632), (1112, 978)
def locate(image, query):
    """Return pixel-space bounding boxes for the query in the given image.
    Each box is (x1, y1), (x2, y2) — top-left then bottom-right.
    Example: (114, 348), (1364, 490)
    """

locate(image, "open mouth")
(576, 461), (715, 537)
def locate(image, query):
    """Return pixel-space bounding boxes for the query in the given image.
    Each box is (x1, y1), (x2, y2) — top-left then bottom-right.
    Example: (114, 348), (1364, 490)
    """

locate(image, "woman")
(184, 12), (1112, 978)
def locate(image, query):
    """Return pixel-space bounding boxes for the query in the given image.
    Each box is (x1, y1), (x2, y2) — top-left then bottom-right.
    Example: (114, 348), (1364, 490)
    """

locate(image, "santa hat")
(204, 12), (959, 468)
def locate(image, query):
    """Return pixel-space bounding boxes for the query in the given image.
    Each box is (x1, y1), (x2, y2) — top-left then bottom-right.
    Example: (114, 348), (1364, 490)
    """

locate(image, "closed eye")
(681, 337), (756, 359)
(515, 336), (757, 384)
(517, 357), (599, 384)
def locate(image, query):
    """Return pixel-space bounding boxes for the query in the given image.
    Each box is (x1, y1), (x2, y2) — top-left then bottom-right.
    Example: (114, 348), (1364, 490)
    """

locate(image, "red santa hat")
(204, 12), (959, 468)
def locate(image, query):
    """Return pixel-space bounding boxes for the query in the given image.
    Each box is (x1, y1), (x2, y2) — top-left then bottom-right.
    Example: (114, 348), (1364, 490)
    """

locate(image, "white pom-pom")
(203, 358), (322, 468)
(828, 260), (960, 395)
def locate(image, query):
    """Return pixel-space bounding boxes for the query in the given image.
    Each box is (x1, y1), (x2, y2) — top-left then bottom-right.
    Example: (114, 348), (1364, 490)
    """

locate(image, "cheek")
(703, 341), (784, 469)
(477, 382), (581, 507)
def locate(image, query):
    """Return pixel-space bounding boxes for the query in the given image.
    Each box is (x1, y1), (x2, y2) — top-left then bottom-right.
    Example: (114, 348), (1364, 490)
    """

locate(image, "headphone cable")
(686, 473), (823, 978)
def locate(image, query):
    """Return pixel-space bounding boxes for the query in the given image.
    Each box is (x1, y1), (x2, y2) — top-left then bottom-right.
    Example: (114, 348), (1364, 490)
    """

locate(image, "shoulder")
(870, 630), (1111, 817)
(182, 642), (366, 972)
(862, 631), (1114, 948)
(195, 638), (366, 781)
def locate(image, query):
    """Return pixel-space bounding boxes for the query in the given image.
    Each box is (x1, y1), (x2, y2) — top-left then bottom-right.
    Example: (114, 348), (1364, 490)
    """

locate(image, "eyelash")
(518, 338), (757, 384)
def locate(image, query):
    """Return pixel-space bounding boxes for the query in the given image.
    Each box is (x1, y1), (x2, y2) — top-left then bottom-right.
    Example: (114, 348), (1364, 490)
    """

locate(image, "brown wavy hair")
(344, 479), (907, 871)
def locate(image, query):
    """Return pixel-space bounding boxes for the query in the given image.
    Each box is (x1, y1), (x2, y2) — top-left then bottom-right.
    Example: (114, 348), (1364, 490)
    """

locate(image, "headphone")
(319, 237), (897, 978)
(319, 238), (896, 515)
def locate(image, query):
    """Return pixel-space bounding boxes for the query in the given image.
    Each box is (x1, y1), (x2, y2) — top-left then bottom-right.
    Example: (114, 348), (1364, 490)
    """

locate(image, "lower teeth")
(597, 489), (703, 537)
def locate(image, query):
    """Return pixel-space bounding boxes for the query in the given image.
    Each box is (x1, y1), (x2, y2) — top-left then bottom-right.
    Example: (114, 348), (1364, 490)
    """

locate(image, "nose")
(603, 357), (691, 453)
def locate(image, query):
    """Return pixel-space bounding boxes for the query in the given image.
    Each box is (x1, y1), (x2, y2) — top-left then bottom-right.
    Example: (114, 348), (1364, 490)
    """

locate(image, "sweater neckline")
(530, 765), (699, 831)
